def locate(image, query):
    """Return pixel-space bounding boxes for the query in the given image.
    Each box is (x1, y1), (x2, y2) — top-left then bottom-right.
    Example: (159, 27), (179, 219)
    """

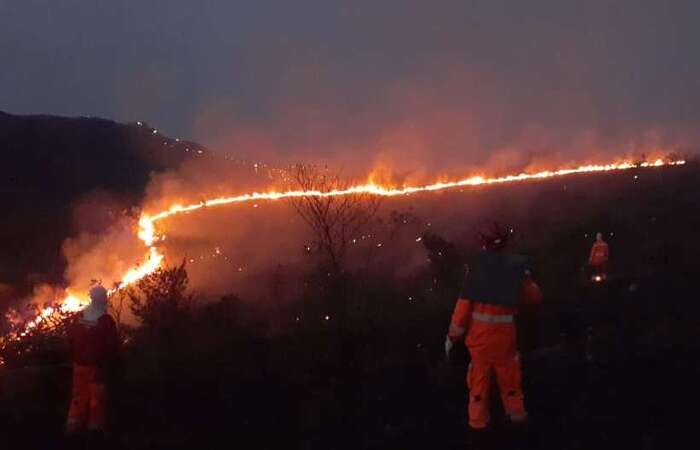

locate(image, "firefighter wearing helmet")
(445, 224), (543, 430)
(65, 285), (120, 439)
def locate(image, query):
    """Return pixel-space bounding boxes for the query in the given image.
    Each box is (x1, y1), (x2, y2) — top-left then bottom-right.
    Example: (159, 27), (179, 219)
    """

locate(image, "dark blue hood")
(460, 251), (531, 307)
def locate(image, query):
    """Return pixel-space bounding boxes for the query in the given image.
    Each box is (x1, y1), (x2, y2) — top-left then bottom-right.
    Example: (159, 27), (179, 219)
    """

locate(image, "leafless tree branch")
(289, 164), (381, 274)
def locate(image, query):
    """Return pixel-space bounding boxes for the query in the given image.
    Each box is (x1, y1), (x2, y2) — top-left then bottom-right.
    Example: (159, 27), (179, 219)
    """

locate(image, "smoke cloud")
(184, 0), (699, 177)
(2, 1), (698, 175)
(7, 0), (695, 308)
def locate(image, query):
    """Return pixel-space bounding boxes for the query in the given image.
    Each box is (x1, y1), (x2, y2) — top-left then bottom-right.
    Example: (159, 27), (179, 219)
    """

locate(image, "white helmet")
(89, 285), (108, 307)
(83, 285), (109, 323)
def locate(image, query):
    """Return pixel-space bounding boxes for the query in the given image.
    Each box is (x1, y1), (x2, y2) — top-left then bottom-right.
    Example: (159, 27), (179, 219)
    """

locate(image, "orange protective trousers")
(65, 365), (106, 433)
(450, 299), (534, 429)
(466, 355), (527, 429)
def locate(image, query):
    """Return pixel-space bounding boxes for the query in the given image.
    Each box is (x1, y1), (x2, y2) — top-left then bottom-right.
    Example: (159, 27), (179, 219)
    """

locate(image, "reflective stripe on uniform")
(472, 312), (514, 323)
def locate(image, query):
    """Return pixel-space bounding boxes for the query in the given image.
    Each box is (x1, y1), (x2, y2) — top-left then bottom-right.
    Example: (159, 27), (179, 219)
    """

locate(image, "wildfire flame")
(142, 159), (683, 226)
(1, 157), (687, 352)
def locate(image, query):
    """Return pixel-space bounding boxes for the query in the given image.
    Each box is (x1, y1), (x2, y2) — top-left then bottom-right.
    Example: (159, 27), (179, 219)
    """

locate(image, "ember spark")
(2, 158), (686, 348)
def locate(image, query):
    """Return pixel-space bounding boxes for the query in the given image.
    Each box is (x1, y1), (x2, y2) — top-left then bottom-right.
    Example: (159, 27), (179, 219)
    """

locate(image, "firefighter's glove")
(444, 335), (454, 360)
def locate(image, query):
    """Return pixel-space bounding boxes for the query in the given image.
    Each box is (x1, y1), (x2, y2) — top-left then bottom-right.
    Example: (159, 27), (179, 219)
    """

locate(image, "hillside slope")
(0, 111), (205, 289)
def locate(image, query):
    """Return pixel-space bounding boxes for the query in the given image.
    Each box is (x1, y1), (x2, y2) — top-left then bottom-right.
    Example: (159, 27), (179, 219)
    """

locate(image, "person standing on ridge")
(445, 224), (543, 431)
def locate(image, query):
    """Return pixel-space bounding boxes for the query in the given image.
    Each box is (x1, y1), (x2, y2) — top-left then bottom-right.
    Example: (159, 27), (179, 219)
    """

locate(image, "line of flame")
(142, 159), (684, 228)
(2, 158), (687, 348)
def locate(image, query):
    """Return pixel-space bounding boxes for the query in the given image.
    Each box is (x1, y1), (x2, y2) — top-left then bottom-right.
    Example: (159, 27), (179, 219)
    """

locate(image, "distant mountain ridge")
(0, 111), (206, 291)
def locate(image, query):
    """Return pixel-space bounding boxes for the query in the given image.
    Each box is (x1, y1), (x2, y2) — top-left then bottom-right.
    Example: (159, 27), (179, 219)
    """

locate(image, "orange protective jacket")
(589, 241), (609, 266)
(448, 278), (542, 363)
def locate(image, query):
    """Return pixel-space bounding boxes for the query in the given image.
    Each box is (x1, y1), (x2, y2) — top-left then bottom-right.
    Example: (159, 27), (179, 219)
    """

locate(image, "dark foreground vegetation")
(2, 162), (700, 449)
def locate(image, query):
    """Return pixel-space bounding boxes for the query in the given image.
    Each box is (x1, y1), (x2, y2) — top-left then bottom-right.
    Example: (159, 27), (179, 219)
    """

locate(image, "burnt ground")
(1, 270), (699, 450)
(2, 163), (700, 449)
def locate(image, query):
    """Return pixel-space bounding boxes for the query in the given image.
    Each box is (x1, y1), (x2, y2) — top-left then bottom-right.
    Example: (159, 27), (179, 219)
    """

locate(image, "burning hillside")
(0, 155), (686, 367)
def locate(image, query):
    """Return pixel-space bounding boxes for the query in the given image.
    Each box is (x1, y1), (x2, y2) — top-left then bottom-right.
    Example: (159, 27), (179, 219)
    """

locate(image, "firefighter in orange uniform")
(65, 285), (120, 437)
(589, 232), (609, 279)
(445, 226), (543, 430)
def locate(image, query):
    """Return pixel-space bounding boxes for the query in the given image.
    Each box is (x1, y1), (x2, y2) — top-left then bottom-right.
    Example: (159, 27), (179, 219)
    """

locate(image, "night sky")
(2, 1), (699, 169)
